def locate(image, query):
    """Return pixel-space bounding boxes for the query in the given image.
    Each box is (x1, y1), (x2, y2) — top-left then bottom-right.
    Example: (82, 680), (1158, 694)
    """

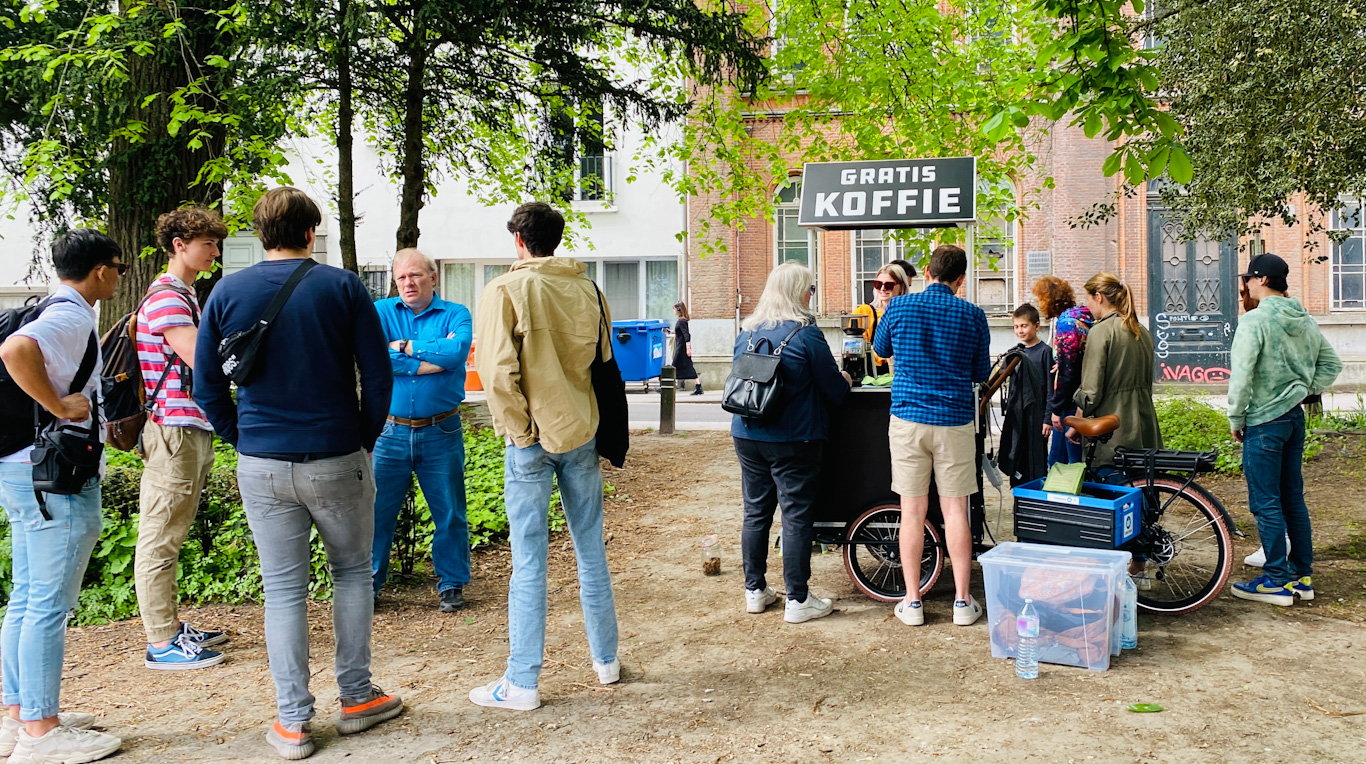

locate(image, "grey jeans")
(238, 451), (377, 723)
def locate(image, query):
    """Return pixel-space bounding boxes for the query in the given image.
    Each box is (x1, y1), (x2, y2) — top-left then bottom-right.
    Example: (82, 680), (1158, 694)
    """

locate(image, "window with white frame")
(1331, 200), (1365, 310)
(852, 230), (927, 307)
(975, 218), (1016, 315)
(769, 2), (808, 78)
(446, 258), (678, 327)
(776, 180), (818, 309)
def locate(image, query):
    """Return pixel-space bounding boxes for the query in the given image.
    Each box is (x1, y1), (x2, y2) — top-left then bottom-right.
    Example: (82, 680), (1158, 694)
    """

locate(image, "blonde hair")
(742, 262), (814, 332)
(1084, 272), (1141, 340)
(877, 262), (912, 290)
(392, 248), (437, 274)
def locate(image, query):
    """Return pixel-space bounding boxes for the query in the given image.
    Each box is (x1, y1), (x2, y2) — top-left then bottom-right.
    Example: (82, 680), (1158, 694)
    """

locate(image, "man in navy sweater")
(194, 187), (402, 760)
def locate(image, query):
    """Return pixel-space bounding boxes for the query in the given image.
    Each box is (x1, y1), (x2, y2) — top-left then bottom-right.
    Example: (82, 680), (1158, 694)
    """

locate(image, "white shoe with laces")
(952, 596), (984, 626)
(0, 714), (96, 757)
(745, 586), (779, 614)
(784, 594), (833, 623)
(468, 677), (541, 711)
(9, 725), (121, 764)
(593, 659), (620, 685)
(894, 599), (925, 626)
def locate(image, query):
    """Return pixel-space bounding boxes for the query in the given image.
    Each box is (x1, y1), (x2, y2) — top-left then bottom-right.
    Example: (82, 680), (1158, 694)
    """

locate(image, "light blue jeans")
(237, 451), (377, 724)
(371, 418), (470, 594)
(0, 465), (102, 721)
(503, 439), (617, 690)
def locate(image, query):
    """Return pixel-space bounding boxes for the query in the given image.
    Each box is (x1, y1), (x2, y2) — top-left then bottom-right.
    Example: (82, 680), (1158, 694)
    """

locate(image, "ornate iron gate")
(1146, 199), (1239, 384)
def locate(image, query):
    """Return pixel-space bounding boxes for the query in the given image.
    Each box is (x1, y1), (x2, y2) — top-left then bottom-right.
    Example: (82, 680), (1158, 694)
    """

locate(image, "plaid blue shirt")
(873, 282), (991, 426)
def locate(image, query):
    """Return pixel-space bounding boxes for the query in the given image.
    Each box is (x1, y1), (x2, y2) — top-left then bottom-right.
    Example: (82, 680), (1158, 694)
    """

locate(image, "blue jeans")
(1048, 409), (1083, 467)
(237, 451), (377, 724)
(0, 465), (102, 721)
(1242, 406), (1312, 586)
(502, 439), (617, 690)
(371, 418), (470, 594)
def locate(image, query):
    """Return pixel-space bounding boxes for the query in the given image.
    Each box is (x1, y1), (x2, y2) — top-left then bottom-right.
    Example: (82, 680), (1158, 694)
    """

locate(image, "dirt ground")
(63, 431), (1366, 763)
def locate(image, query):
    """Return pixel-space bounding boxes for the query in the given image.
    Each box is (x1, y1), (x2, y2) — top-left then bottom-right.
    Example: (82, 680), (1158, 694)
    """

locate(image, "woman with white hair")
(731, 262), (852, 624)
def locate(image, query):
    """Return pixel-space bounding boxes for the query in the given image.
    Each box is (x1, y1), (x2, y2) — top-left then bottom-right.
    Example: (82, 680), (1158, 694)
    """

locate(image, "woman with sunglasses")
(852, 260), (916, 376)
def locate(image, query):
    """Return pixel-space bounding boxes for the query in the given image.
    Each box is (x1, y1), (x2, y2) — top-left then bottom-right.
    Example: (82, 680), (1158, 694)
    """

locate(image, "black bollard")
(660, 365), (676, 435)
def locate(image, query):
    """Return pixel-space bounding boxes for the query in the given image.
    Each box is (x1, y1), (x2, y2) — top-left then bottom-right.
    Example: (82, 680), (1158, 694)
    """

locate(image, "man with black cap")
(1227, 253), (1341, 606)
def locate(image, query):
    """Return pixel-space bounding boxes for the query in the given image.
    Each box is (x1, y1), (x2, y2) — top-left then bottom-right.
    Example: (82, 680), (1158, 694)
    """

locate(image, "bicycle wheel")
(1123, 475), (1233, 615)
(842, 503), (944, 602)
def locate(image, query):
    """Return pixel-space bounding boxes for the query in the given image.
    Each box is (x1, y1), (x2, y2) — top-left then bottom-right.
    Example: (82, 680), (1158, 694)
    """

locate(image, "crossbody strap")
(258, 259), (317, 330)
(593, 285), (609, 363)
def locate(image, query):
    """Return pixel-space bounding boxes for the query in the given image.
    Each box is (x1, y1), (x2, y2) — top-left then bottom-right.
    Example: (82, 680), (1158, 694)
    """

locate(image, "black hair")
(927, 244), (967, 284)
(506, 202), (565, 257)
(1241, 274), (1289, 294)
(1012, 303), (1041, 324)
(52, 228), (121, 281)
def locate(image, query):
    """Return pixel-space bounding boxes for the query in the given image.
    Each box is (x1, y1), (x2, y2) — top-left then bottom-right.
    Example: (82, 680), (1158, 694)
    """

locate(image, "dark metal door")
(1146, 205), (1239, 383)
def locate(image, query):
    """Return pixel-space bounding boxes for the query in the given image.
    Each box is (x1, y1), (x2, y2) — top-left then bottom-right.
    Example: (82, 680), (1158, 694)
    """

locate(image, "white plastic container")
(979, 542), (1132, 671)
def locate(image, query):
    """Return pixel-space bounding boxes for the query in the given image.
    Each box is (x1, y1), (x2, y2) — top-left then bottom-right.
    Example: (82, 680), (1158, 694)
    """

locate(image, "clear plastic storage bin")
(979, 542), (1132, 671)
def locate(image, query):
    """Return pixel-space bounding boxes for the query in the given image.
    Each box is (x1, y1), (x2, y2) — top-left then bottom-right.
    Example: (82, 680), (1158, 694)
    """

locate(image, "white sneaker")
(593, 659), (620, 685)
(1243, 547), (1266, 567)
(784, 594), (833, 623)
(0, 714), (96, 757)
(952, 596), (984, 626)
(468, 677), (541, 711)
(10, 725), (121, 764)
(1131, 573), (1154, 591)
(894, 599), (924, 626)
(745, 586), (779, 614)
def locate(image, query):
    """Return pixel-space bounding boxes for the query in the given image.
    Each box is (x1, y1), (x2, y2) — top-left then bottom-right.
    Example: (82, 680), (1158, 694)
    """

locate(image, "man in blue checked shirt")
(873, 244), (990, 629)
(372, 248), (474, 612)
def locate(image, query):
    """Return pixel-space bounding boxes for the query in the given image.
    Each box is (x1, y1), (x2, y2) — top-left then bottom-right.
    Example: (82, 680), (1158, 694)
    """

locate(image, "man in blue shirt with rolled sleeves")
(372, 248), (474, 612)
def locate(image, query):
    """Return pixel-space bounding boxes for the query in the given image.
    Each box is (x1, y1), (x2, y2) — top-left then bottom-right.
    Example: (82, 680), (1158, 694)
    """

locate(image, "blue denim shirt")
(376, 295), (473, 419)
(872, 282), (990, 426)
(730, 321), (849, 442)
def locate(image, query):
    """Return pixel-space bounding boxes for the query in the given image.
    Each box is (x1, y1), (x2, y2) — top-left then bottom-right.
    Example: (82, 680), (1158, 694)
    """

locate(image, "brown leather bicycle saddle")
(1062, 413), (1121, 439)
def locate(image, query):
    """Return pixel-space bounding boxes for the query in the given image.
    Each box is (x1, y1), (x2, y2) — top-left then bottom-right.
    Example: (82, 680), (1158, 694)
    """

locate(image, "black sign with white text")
(797, 157), (977, 229)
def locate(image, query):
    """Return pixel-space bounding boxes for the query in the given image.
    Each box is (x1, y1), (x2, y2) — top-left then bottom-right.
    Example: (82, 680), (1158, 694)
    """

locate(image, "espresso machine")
(839, 313), (874, 387)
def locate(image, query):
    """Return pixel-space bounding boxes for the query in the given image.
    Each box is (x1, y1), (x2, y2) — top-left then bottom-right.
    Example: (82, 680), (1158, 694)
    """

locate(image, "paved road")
(627, 391), (730, 431)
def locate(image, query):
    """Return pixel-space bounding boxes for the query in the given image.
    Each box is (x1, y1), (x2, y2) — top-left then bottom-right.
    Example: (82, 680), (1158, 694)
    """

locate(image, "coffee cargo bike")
(793, 158), (1238, 624)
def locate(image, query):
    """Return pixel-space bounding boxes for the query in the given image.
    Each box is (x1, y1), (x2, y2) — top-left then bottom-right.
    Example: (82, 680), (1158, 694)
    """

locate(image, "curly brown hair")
(155, 206), (229, 255)
(1031, 275), (1076, 320)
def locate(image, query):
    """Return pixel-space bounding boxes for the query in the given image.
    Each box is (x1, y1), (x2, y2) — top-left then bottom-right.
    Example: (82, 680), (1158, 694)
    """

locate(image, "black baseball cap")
(1240, 253), (1289, 279)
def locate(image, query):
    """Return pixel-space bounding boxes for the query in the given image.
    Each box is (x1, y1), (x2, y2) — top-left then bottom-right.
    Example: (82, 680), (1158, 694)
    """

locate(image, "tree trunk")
(335, 0), (359, 276)
(103, 2), (227, 333)
(394, 23), (429, 251)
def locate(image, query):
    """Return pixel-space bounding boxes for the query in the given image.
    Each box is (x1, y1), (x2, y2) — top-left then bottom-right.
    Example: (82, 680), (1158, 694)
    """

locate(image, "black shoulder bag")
(590, 287), (629, 468)
(721, 322), (806, 421)
(218, 258), (317, 386)
(30, 332), (101, 519)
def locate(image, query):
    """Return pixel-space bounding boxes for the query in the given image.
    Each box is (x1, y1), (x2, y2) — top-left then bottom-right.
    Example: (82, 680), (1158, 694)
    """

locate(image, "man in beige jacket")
(469, 202), (620, 712)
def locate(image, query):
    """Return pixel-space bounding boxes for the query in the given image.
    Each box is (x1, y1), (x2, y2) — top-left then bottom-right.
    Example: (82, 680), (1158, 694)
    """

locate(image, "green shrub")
(1154, 396), (1323, 475)
(0, 423), (567, 625)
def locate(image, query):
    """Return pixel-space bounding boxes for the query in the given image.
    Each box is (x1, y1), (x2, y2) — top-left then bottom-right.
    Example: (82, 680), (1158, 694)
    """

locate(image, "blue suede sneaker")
(178, 621), (228, 647)
(145, 633), (226, 670)
(1287, 576), (1314, 601)
(1231, 575), (1294, 606)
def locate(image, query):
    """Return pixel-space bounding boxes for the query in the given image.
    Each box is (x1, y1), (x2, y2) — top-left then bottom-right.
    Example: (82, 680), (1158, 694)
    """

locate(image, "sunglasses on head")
(872, 280), (901, 291)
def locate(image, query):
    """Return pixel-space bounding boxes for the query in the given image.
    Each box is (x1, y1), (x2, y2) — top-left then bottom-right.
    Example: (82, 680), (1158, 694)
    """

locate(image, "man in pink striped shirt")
(134, 207), (231, 670)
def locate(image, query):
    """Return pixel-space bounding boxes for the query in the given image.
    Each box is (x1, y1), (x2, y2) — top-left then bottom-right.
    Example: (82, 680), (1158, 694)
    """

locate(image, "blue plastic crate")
(1011, 478), (1141, 549)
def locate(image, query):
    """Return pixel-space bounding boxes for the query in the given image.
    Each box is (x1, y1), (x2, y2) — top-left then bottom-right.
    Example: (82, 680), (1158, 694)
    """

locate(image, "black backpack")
(0, 295), (96, 457)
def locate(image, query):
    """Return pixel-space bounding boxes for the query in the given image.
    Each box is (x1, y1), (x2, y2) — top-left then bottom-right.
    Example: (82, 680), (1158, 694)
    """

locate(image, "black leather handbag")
(721, 322), (805, 421)
(31, 332), (101, 520)
(218, 258), (316, 385)
(590, 288), (629, 468)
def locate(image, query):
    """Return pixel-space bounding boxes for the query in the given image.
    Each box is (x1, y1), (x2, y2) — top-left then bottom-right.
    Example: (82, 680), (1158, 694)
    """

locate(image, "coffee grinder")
(839, 313), (873, 387)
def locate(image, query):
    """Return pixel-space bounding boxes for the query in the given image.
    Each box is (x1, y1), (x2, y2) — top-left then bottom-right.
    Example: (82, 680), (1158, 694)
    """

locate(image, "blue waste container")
(610, 319), (670, 382)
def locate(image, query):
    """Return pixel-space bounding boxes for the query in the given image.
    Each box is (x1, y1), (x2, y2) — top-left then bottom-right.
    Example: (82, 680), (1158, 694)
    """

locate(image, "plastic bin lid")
(979, 541), (1132, 572)
(611, 319), (671, 329)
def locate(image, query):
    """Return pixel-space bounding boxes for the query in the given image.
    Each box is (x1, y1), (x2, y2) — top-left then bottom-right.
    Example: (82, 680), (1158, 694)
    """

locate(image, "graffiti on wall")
(1159, 364), (1232, 383)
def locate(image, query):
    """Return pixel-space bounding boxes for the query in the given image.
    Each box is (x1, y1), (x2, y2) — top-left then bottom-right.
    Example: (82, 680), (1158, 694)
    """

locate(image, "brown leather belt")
(387, 407), (460, 428)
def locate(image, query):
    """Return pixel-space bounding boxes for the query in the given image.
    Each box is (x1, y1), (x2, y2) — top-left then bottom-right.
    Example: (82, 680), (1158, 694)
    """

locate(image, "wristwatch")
(399, 339), (409, 354)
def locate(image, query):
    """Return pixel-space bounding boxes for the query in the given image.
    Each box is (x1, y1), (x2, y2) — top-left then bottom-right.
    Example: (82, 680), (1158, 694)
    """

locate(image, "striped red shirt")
(135, 274), (211, 430)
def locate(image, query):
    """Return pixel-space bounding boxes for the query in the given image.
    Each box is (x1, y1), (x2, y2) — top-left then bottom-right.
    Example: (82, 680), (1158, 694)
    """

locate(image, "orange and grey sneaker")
(266, 720), (314, 760)
(338, 685), (404, 735)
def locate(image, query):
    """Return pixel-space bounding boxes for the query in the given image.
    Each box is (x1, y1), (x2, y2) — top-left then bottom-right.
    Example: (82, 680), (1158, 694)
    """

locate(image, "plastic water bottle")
(1121, 574), (1138, 650)
(1016, 599), (1040, 679)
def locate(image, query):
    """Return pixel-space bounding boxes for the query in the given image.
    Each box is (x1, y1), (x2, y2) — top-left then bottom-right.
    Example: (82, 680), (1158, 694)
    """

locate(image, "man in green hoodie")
(1228, 254), (1342, 606)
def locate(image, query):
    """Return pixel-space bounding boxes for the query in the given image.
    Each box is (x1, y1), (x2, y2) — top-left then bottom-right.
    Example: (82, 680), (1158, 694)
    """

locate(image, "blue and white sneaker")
(468, 676), (540, 711)
(1231, 575), (1294, 606)
(178, 621), (228, 647)
(145, 633), (226, 670)
(1288, 576), (1314, 601)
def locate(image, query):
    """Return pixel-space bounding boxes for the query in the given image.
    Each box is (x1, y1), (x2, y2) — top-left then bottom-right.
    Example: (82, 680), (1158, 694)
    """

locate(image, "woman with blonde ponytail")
(1073, 272), (1162, 467)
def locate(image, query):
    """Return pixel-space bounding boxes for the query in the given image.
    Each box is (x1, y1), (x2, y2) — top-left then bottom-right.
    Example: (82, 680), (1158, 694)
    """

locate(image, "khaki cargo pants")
(135, 421), (215, 644)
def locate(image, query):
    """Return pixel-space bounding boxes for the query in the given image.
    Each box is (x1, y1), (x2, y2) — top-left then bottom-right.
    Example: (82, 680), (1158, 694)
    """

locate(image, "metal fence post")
(660, 365), (676, 435)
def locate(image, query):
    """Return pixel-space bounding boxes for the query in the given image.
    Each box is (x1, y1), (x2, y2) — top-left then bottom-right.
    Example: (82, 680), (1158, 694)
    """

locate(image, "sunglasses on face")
(809, 285), (818, 295)
(873, 280), (901, 291)
(106, 261), (127, 276)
